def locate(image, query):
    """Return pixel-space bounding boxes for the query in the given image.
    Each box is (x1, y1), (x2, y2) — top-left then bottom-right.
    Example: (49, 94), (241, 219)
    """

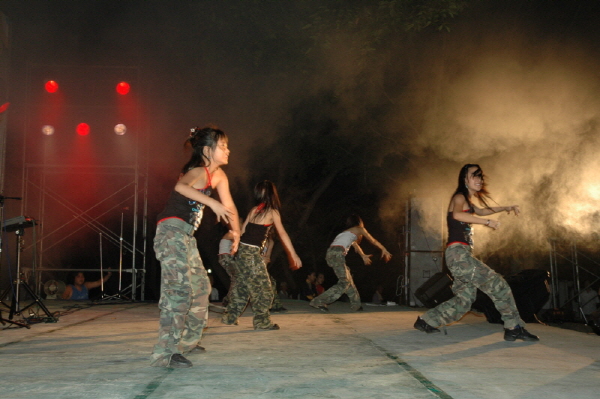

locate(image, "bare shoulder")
(347, 226), (365, 237)
(212, 168), (229, 187)
(451, 193), (468, 206)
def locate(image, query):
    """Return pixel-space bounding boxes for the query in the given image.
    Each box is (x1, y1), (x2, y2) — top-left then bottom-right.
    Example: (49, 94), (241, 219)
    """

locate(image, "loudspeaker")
(415, 272), (454, 308)
(472, 269), (550, 323)
(407, 197), (445, 306)
(409, 252), (445, 306)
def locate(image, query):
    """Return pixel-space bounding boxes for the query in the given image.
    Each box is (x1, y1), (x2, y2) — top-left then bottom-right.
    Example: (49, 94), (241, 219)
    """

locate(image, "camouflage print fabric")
(310, 247), (362, 311)
(219, 253), (239, 305)
(269, 272), (283, 310)
(150, 220), (210, 367)
(422, 244), (525, 329)
(222, 244), (275, 329)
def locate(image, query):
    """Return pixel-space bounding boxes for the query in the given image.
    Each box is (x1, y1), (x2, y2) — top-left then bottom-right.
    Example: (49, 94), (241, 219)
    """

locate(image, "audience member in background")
(299, 270), (318, 301)
(371, 284), (385, 305)
(278, 281), (290, 299)
(62, 270), (112, 300)
(315, 272), (325, 296)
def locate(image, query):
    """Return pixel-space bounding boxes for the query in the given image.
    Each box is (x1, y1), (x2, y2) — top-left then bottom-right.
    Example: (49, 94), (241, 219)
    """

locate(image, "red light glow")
(76, 123), (90, 136)
(45, 80), (59, 93)
(116, 82), (130, 95)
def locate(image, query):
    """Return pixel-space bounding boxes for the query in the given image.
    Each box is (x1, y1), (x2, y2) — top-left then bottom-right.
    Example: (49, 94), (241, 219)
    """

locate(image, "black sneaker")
(414, 316), (441, 334)
(168, 354), (193, 368)
(504, 326), (539, 341)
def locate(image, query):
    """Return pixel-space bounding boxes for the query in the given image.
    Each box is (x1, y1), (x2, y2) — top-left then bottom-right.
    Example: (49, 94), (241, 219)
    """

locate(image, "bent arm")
(175, 168), (223, 212)
(451, 194), (506, 229)
(356, 227), (392, 262)
(352, 241), (373, 265)
(272, 211), (302, 270)
(473, 205), (520, 216)
(61, 285), (73, 300)
(214, 174), (241, 252)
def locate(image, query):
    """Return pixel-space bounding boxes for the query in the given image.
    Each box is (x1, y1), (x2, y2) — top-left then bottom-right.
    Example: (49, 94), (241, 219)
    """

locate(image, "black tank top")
(157, 167), (212, 231)
(240, 223), (272, 249)
(446, 208), (474, 247)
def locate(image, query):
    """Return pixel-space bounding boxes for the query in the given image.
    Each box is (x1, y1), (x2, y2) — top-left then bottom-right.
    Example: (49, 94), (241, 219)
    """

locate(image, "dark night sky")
(1, 1), (600, 298)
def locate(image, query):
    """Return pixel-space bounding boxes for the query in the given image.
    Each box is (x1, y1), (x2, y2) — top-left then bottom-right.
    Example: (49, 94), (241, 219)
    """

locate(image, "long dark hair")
(455, 164), (492, 209)
(181, 125), (227, 174)
(250, 180), (281, 222)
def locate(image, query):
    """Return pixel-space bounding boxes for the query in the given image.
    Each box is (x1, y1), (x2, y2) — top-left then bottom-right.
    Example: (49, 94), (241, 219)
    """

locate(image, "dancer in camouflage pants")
(222, 244), (274, 329)
(421, 244), (524, 329)
(150, 220), (210, 367)
(310, 214), (392, 311)
(311, 247), (362, 310)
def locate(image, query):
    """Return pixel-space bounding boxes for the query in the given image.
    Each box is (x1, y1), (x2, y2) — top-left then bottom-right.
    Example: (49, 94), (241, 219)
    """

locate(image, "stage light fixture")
(42, 125), (55, 136)
(114, 124), (127, 135)
(116, 81), (130, 95)
(76, 123), (90, 136)
(45, 80), (59, 93)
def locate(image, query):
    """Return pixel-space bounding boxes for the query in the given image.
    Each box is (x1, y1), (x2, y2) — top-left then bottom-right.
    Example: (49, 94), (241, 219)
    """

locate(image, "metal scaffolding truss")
(548, 239), (600, 322)
(19, 63), (148, 301)
(21, 162), (148, 301)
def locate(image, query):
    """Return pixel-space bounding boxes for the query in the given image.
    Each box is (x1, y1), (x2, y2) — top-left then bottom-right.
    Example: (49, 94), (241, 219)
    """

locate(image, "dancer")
(218, 230), (237, 308)
(310, 214), (392, 312)
(263, 231), (287, 312)
(414, 164), (539, 342)
(151, 126), (240, 368)
(222, 180), (302, 330)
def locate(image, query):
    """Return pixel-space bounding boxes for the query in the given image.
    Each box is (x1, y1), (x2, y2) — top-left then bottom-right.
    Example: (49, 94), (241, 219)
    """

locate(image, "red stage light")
(45, 80), (59, 93)
(76, 123), (90, 136)
(116, 82), (130, 95)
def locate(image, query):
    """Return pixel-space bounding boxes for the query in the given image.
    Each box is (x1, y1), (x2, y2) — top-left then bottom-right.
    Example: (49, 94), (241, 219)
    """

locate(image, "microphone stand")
(0, 195), (32, 328)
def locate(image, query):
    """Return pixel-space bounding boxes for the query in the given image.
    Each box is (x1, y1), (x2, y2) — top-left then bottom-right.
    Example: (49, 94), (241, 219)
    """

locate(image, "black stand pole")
(3, 228), (57, 324)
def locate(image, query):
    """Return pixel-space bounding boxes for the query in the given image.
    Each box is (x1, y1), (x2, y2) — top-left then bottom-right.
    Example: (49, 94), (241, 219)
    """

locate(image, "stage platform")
(1, 299), (598, 399)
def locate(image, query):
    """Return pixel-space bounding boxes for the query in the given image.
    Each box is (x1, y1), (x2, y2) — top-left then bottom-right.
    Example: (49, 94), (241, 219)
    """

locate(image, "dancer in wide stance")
(310, 214), (392, 312)
(414, 164), (539, 342)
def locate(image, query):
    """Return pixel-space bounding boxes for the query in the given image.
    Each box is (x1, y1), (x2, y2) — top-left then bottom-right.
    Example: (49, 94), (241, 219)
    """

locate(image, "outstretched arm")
(85, 271), (112, 290)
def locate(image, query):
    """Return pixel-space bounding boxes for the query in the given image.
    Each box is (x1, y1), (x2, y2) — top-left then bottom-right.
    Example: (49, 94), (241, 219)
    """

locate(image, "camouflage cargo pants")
(310, 247), (362, 311)
(422, 244), (524, 329)
(222, 244), (275, 329)
(219, 253), (238, 305)
(150, 220), (210, 367)
(269, 271), (283, 310)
